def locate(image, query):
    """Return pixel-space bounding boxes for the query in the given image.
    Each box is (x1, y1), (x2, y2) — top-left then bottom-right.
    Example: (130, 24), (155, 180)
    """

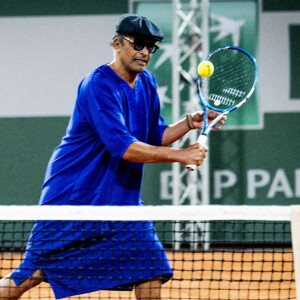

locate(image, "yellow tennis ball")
(198, 61), (214, 77)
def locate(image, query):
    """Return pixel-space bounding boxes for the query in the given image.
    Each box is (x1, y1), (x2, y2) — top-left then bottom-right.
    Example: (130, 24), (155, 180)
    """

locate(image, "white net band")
(0, 205), (291, 221)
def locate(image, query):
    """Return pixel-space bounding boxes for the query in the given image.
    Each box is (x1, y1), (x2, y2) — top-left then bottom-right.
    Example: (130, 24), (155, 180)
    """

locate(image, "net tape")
(0, 205), (291, 221)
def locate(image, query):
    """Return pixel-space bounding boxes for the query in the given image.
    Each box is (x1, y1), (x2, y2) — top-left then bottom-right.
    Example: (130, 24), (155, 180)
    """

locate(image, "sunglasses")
(123, 36), (159, 54)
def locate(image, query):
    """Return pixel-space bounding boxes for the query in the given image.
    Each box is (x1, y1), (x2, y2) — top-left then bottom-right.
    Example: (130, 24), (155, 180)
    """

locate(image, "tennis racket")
(187, 46), (258, 171)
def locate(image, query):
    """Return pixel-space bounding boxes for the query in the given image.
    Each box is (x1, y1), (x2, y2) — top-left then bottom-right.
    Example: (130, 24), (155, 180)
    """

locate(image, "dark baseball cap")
(116, 14), (163, 41)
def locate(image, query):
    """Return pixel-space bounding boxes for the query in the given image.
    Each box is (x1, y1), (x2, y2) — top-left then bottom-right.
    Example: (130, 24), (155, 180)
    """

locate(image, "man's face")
(116, 36), (158, 74)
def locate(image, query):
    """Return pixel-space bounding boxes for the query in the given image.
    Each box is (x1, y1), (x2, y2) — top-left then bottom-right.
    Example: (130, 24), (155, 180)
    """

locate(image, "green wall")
(290, 25), (300, 99)
(209, 113), (300, 205)
(0, 0), (129, 16)
(0, 117), (69, 204)
(262, 0), (300, 11)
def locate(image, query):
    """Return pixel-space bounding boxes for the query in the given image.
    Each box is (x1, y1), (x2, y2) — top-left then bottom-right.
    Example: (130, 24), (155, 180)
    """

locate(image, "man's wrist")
(185, 114), (195, 130)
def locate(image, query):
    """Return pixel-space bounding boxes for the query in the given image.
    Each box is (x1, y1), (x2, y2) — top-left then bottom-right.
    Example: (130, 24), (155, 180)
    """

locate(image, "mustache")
(135, 54), (149, 61)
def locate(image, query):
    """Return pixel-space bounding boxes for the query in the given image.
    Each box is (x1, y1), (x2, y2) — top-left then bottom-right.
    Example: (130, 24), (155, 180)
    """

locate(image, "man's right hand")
(180, 143), (208, 166)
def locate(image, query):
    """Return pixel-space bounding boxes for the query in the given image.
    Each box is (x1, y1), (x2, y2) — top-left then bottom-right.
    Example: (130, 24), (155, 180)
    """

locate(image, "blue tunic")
(40, 64), (168, 206)
(11, 65), (173, 299)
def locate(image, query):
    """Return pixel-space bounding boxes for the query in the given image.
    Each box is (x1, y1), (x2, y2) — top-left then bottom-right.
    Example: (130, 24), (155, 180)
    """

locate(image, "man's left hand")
(190, 110), (227, 130)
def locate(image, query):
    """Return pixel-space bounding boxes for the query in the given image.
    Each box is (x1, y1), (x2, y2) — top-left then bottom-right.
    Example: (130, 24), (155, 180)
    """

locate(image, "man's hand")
(179, 143), (208, 166)
(190, 110), (227, 131)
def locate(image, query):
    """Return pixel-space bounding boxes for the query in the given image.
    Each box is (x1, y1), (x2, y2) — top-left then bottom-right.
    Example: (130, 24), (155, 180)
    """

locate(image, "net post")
(291, 205), (300, 300)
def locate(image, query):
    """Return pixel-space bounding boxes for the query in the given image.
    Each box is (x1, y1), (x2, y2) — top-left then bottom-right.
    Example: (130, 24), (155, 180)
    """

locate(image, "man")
(0, 14), (225, 300)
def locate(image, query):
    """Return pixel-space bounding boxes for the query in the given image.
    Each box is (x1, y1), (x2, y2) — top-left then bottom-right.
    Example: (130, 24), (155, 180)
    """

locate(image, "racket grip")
(186, 134), (208, 171)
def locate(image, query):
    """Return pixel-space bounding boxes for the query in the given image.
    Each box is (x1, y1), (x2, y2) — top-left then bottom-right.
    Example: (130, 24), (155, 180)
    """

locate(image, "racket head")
(198, 46), (258, 113)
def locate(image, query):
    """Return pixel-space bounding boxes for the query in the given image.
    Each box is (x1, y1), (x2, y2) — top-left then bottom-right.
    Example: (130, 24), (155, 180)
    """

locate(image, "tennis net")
(0, 205), (296, 300)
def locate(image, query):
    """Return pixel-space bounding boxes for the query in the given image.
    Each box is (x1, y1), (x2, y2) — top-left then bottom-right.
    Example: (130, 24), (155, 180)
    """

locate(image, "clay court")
(0, 250), (295, 300)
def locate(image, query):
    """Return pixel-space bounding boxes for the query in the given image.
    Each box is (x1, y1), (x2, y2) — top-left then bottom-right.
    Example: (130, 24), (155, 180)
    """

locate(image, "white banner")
(0, 15), (119, 117)
(259, 3), (300, 113)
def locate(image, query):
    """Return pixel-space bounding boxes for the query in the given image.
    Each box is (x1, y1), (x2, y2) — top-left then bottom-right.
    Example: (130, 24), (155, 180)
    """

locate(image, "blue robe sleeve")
(77, 75), (138, 159)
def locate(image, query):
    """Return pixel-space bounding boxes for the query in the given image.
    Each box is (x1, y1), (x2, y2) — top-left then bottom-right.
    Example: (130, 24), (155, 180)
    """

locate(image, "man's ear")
(113, 38), (122, 52)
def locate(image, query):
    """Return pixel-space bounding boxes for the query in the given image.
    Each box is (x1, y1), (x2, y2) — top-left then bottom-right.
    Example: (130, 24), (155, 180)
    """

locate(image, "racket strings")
(200, 49), (256, 111)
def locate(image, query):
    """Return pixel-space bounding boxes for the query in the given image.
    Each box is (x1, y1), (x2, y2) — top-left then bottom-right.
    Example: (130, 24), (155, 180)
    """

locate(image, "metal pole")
(172, 0), (182, 250)
(200, 0), (210, 250)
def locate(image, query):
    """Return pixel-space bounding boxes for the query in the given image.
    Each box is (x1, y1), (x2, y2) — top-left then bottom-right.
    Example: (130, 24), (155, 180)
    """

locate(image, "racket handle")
(186, 134), (208, 171)
(196, 134), (208, 146)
